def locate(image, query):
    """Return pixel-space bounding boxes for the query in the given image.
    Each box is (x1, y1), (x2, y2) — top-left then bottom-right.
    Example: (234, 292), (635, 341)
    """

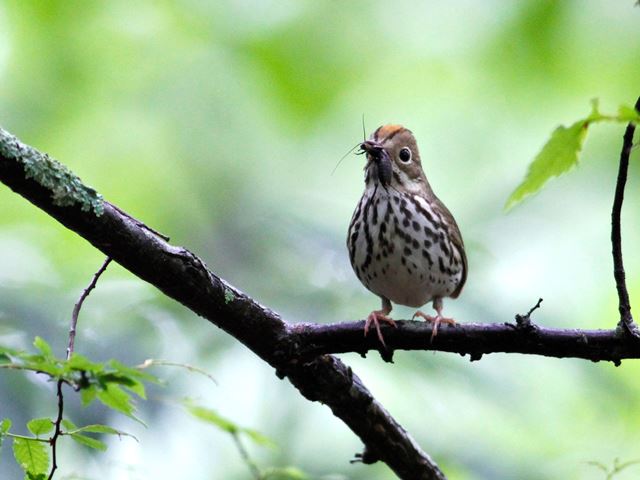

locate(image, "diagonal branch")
(0, 127), (444, 480)
(611, 96), (640, 337)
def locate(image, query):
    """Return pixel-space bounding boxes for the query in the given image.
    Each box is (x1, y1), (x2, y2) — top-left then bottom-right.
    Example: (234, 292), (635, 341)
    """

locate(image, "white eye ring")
(398, 147), (412, 163)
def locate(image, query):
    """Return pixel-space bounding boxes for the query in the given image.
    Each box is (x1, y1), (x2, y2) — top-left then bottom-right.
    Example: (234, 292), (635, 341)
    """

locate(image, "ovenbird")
(347, 125), (467, 346)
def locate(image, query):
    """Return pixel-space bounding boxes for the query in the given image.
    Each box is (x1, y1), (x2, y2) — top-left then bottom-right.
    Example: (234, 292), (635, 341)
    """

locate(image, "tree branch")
(611, 96), (640, 337)
(0, 127), (444, 480)
(4, 119), (640, 478)
(287, 319), (640, 366)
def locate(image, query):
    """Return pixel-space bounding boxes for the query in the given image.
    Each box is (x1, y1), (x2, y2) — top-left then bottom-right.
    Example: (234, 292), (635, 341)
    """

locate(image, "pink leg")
(364, 297), (396, 348)
(412, 297), (456, 341)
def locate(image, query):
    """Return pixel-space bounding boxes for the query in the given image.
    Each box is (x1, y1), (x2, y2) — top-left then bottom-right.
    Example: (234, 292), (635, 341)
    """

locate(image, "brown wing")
(432, 196), (467, 299)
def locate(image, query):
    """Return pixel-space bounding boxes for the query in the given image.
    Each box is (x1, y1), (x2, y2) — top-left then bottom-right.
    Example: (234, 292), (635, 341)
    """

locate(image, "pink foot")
(364, 310), (397, 348)
(412, 311), (456, 341)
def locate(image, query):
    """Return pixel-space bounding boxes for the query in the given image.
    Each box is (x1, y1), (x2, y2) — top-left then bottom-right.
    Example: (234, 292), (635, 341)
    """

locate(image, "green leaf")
(33, 337), (53, 360)
(96, 384), (143, 424)
(109, 359), (159, 385)
(505, 119), (589, 210)
(505, 100), (640, 210)
(23, 360), (64, 377)
(262, 466), (310, 480)
(0, 418), (11, 434)
(65, 353), (104, 374)
(27, 418), (54, 437)
(0, 418), (11, 453)
(65, 423), (137, 441)
(184, 403), (238, 434)
(241, 428), (277, 449)
(98, 372), (146, 399)
(26, 473), (47, 480)
(184, 402), (275, 448)
(12, 437), (49, 478)
(68, 432), (107, 451)
(618, 105), (640, 123)
(61, 419), (78, 431)
(62, 420), (136, 451)
(80, 385), (97, 406)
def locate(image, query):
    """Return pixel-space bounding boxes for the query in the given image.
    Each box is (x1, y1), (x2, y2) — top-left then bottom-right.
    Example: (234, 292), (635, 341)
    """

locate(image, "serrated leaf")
(12, 438), (49, 477)
(96, 384), (143, 424)
(506, 119), (589, 210)
(97, 384), (133, 415)
(25, 360), (64, 377)
(506, 100), (640, 210)
(27, 418), (54, 437)
(184, 404), (238, 434)
(65, 353), (104, 374)
(68, 432), (107, 451)
(98, 372), (146, 399)
(109, 359), (160, 384)
(99, 373), (138, 387)
(33, 337), (53, 360)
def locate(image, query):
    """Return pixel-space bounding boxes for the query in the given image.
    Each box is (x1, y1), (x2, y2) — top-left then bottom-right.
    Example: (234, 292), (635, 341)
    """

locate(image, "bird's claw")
(412, 311), (456, 341)
(364, 311), (397, 348)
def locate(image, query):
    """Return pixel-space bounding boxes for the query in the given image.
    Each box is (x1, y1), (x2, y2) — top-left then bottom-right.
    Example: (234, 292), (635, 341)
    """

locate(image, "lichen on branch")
(0, 128), (103, 215)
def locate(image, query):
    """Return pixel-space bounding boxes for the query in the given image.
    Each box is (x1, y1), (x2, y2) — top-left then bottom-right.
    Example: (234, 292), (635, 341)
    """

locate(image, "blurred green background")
(1, 1), (640, 479)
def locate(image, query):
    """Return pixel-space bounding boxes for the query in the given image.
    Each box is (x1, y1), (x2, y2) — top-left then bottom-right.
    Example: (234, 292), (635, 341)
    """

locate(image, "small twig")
(512, 298), (543, 330)
(67, 257), (112, 359)
(231, 432), (263, 480)
(611, 96), (640, 337)
(525, 298), (543, 317)
(47, 257), (113, 480)
(47, 379), (64, 480)
(137, 359), (218, 385)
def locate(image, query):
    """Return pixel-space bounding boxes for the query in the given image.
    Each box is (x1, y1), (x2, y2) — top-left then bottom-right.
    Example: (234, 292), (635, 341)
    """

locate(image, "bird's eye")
(398, 147), (412, 163)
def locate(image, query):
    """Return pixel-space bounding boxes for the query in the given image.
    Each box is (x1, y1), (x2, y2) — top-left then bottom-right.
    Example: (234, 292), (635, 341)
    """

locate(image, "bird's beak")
(360, 140), (392, 186)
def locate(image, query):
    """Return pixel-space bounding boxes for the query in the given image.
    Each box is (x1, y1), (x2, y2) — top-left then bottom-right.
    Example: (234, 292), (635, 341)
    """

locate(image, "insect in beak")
(360, 140), (392, 186)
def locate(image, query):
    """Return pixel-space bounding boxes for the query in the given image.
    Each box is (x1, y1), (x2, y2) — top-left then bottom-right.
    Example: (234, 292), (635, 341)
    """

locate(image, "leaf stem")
(4, 433), (50, 442)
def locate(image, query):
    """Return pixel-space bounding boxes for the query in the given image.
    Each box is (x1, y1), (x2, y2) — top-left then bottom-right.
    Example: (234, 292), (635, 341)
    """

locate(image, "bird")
(347, 124), (467, 347)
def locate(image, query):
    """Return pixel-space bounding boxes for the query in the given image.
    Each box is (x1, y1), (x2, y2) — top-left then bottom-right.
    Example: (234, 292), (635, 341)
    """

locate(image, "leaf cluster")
(0, 337), (155, 479)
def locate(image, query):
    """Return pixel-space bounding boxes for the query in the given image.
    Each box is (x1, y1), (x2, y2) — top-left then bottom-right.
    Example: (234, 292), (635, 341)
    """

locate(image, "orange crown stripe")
(375, 124), (404, 141)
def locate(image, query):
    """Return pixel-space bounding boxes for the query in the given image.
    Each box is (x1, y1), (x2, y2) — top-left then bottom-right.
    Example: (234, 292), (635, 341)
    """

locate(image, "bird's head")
(359, 124), (427, 194)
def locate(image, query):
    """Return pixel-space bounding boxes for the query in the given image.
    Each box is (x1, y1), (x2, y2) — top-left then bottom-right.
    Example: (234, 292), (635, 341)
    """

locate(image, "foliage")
(586, 458), (640, 480)
(0, 337), (299, 479)
(505, 100), (640, 210)
(0, 337), (152, 479)
(184, 401), (312, 480)
(2, 1), (640, 479)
